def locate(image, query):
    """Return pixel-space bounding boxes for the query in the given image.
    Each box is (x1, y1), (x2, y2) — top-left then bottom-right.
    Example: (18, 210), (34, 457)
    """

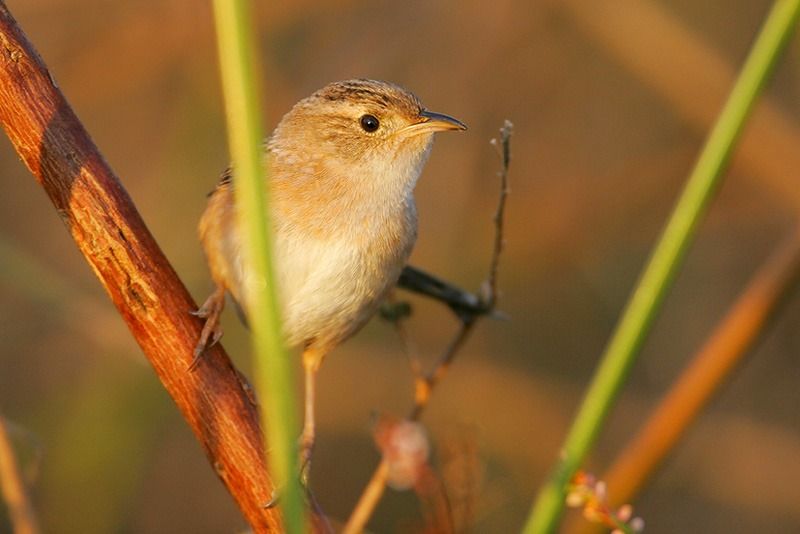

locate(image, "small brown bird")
(194, 79), (465, 465)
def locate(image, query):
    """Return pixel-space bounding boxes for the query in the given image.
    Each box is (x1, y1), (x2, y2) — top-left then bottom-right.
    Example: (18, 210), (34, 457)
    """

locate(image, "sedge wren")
(194, 79), (465, 464)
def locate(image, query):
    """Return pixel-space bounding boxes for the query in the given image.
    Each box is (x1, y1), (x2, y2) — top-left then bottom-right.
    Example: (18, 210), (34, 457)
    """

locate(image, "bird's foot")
(263, 488), (281, 509)
(189, 286), (226, 370)
(261, 455), (314, 510)
(299, 432), (315, 488)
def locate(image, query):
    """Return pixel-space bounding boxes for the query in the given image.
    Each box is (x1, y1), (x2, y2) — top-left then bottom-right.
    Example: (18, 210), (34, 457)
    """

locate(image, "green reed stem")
(523, 1), (800, 532)
(211, 2), (305, 532)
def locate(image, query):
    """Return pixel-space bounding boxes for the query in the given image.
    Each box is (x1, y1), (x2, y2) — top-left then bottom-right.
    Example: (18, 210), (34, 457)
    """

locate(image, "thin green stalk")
(523, 1), (800, 532)
(211, 2), (305, 532)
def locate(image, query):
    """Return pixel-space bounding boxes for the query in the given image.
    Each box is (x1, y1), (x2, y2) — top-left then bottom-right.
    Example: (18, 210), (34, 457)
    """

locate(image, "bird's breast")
(273, 201), (417, 349)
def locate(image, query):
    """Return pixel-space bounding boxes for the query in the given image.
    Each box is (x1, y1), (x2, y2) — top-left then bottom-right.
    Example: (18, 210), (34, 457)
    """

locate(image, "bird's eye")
(359, 114), (380, 132)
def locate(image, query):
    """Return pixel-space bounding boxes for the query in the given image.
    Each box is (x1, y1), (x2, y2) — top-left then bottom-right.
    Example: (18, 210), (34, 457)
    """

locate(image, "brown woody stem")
(0, 3), (280, 531)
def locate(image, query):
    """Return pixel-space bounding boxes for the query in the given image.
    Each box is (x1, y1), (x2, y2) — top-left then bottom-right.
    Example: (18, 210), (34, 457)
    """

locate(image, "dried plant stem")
(343, 323), (476, 534)
(411, 321), (477, 419)
(0, 415), (39, 534)
(343, 122), (513, 533)
(485, 120), (512, 306)
(343, 461), (390, 534)
(0, 3), (280, 530)
(524, 1), (800, 531)
(601, 228), (800, 510)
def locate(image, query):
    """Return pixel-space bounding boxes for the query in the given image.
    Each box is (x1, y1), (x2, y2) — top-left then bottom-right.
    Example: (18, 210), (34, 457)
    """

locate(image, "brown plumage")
(194, 79), (466, 468)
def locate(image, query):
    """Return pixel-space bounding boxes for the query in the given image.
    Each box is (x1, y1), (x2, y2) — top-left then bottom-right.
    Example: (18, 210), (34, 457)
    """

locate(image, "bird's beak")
(418, 109), (467, 131)
(401, 109), (467, 136)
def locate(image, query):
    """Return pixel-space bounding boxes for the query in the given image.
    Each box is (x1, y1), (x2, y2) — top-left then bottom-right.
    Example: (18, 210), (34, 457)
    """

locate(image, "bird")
(193, 78), (466, 467)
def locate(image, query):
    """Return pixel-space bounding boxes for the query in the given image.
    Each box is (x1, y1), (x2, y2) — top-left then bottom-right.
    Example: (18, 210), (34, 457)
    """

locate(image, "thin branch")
(397, 118), (512, 321)
(0, 3), (280, 531)
(410, 321), (477, 421)
(410, 120), (513, 421)
(344, 323), (475, 534)
(485, 119), (513, 307)
(0, 415), (40, 534)
(343, 122), (513, 533)
(344, 461), (390, 533)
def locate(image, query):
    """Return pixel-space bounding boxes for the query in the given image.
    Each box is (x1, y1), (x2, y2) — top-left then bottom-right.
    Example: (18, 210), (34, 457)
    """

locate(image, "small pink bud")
(374, 416), (430, 491)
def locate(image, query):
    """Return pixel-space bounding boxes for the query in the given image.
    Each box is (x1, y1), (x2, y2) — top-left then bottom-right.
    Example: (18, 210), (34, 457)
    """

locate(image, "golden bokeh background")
(1, 1), (799, 532)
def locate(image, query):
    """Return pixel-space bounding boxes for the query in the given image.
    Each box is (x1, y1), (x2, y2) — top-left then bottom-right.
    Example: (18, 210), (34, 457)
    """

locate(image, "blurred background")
(1, 0), (799, 532)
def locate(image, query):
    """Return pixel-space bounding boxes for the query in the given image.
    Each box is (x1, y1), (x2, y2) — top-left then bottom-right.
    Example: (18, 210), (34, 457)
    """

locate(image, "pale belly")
(235, 225), (413, 350)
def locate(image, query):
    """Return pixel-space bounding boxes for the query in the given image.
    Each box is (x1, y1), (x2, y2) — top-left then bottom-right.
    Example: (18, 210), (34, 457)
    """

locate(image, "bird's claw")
(189, 287), (226, 370)
(261, 463), (313, 510)
(263, 489), (281, 509)
(298, 430), (316, 484)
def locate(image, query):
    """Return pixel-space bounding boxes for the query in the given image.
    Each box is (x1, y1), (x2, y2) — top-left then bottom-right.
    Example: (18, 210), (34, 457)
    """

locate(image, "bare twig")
(410, 322), (477, 420)
(398, 117), (512, 320)
(485, 120), (513, 307)
(411, 120), (513, 421)
(0, 415), (40, 534)
(0, 3), (281, 530)
(343, 121), (514, 533)
(344, 461), (391, 532)
(344, 322), (475, 534)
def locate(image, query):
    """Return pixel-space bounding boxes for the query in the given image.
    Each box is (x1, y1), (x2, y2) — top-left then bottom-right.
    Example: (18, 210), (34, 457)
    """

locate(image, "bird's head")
(269, 79), (465, 198)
